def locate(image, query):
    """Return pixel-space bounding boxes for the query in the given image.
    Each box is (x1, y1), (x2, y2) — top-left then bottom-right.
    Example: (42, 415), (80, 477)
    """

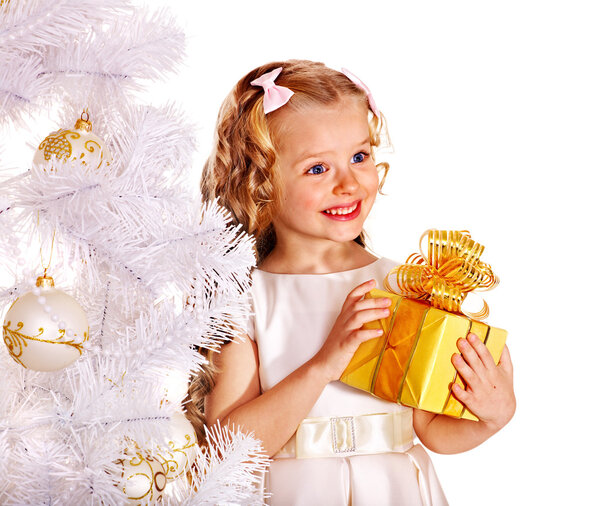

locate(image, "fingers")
(467, 333), (497, 369)
(346, 307), (390, 329)
(349, 279), (377, 299)
(452, 333), (495, 390)
(451, 341), (516, 427)
(456, 334), (486, 376)
(348, 293), (391, 327)
(342, 279), (377, 310)
(451, 381), (470, 403)
(340, 280), (391, 330)
(498, 345), (513, 375)
(351, 327), (385, 344)
(452, 337), (513, 405)
(354, 296), (392, 312)
(451, 353), (478, 387)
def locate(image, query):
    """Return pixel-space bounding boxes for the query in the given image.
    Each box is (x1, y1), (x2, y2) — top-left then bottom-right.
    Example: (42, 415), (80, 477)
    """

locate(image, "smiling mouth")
(323, 202), (359, 215)
(321, 200), (361, 220)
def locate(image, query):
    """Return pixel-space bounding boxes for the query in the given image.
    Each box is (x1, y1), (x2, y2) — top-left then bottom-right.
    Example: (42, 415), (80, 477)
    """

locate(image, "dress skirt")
(265, 444), (448, 506)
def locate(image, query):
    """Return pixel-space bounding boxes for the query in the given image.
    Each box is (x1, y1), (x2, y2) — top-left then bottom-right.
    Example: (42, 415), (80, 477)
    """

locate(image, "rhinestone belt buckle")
(330, 416), (356, 453)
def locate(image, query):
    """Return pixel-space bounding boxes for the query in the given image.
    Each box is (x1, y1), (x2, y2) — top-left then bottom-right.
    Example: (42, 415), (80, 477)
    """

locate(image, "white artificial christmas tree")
(0, 1), (268, 504)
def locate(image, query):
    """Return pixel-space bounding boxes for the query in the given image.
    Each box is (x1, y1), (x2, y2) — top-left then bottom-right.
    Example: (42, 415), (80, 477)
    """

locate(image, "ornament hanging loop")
(37, 212), (56, 277)
(75, 109), (92, 132)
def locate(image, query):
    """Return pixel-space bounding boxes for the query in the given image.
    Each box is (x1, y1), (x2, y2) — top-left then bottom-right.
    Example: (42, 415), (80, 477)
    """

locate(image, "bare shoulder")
(204, 334), (261, 425)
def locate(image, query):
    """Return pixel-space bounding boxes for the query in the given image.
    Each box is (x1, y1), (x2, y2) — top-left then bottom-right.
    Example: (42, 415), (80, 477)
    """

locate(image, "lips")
(321, 200), (362, 221)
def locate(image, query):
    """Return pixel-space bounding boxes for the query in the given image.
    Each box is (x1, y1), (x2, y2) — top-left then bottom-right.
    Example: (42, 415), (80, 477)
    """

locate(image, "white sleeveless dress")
(245, 257), (448, 506)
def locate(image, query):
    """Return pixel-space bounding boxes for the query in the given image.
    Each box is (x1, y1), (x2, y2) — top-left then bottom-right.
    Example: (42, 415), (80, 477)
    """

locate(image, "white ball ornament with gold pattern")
(155, 411), (199, 486)
(33, 111), (112, 171)
(116, 449), (167, 506)
(2, 275), (89, 371)
(162, 368), (190, 405)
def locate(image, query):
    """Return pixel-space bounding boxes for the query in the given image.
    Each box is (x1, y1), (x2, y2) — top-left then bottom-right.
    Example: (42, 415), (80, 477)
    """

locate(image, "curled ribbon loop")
(383, 230), (498, 321)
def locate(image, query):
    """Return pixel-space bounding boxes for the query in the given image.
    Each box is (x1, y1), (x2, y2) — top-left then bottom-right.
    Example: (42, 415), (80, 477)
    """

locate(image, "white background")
(5, 0), (599, 504)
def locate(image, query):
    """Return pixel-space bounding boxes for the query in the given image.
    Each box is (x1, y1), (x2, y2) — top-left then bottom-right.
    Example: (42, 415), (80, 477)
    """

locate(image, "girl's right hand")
(310, 279), (392, 383)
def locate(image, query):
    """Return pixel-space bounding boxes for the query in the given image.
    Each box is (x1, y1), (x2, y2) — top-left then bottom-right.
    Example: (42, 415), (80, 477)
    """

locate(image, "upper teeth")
(324, 203), (358, 215)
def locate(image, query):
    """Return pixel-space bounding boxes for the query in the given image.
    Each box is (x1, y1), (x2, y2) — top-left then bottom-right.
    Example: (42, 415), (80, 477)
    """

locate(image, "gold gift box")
(340, 288), (507, 420)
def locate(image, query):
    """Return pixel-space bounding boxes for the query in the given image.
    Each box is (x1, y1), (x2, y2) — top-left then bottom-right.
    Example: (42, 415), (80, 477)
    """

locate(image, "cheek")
(363, 165), (380, 198)
(281, 186), (322, 215)
(299, 194), (321, 211)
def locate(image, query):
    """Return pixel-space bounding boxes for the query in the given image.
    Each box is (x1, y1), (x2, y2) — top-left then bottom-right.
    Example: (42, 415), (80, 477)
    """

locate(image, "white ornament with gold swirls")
(162, 368), (189, 404)
(116, 450), (167, 505)
(155, 411), (199, 483)
(2, 276), (89, 371)
(33, 113), (111, 171)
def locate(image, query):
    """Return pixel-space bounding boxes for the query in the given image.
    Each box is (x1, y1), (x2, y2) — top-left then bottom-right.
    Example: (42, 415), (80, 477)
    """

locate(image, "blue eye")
(307, 164), (327, 175)
(352, 152), (369, 163)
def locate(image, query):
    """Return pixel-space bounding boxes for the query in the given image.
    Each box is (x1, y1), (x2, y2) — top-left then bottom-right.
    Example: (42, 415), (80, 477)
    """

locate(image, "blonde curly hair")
(189, 60), (390, 443)
(200, 58), (390, 263)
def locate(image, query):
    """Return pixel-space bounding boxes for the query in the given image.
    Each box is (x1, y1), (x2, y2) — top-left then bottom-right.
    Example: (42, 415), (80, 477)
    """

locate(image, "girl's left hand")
(451, 333), (516, 431)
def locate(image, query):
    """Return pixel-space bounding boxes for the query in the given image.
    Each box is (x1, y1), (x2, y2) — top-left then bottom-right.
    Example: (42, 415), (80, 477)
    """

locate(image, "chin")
(329, 227), (365, 243)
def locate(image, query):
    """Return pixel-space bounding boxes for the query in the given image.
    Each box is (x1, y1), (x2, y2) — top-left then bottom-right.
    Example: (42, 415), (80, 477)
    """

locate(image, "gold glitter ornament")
(116, 449), (167, 505)
(2, 275), (89, 371)
(33, 111), (112, 171)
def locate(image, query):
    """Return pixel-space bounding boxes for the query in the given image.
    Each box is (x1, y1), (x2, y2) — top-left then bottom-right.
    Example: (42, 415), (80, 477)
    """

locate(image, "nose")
(333, 166), (359, 195)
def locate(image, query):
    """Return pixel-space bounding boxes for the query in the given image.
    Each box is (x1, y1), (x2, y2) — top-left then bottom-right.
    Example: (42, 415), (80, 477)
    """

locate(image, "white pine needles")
(184, 422), (270, 506)
(0, 53), (50, 126)
(0, 0), (123, 53)
(42, 7), (185, 109)
(1, 1), (183, 126)
(0, 168), (260, 501)
(0, 1), (268, 504)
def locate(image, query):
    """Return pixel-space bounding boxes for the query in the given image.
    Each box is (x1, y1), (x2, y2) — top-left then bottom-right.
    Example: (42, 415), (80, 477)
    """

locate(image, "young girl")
(196, 59), (516, 505)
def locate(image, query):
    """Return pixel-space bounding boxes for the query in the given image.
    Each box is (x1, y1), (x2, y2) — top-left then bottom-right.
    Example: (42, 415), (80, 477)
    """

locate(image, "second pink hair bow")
(251, 67), (294, 114)
(341, 67), (380, 118)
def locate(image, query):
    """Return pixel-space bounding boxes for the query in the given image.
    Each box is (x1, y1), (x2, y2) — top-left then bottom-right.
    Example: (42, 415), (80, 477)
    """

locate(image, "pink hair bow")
(341, 67), (380, 118)
(250, 67), (294, 114)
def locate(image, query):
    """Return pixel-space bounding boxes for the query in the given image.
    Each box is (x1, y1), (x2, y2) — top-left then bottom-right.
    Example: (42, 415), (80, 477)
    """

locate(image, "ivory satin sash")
(275, 410), (415, 459)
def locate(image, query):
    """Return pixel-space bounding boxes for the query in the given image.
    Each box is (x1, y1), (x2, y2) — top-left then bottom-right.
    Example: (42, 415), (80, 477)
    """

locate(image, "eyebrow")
(294, 137), (371, 165)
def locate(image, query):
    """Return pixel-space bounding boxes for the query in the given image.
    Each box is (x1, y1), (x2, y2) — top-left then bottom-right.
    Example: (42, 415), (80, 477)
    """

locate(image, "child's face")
(271, 99), (379, 249)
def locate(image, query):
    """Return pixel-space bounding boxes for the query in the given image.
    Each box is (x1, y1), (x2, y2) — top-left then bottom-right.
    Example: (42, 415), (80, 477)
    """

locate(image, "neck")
(259, 238), (377, 274)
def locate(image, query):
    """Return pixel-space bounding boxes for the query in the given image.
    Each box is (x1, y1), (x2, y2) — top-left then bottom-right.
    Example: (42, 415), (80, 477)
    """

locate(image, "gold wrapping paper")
(342, 230), (507, 420)
(341, 289), (507, 420)
(340, 289), (507, 420)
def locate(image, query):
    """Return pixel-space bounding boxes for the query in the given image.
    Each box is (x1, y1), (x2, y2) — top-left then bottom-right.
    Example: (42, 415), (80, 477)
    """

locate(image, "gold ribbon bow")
(383, 230), (497, 320)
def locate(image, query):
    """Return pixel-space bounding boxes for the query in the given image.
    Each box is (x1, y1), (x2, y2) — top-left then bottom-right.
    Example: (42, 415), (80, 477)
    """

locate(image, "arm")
(204, 334), (330, 457)
(204, 279), (392, 457)
(413, 333), (516, 454)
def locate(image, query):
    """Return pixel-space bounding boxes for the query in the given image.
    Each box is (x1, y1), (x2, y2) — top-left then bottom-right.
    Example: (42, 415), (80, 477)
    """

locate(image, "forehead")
(271, 99), (370, 162)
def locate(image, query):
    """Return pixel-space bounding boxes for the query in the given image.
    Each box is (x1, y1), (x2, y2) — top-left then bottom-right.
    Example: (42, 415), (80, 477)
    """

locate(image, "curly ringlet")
(200, 58), (390, 263)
